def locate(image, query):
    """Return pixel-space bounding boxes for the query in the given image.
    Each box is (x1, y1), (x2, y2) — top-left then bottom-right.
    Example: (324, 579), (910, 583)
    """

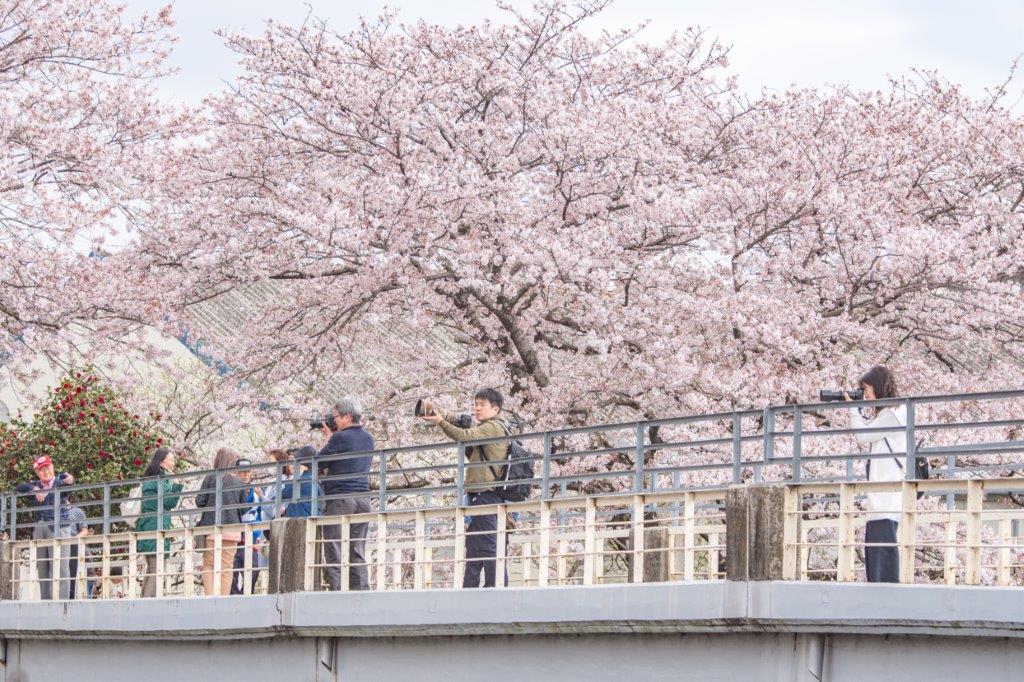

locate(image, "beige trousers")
(202, 537), (238, 596)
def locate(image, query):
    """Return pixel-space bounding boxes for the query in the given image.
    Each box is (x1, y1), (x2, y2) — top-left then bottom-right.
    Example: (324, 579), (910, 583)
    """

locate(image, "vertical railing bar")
(792, 408), (802, 483)
(905, 399), (917, 481)
(731, 412), (742, 484)
(541, 434), (552, 501)
(214, 474), (223, 526)
(102, 486), (111, 535)
(633, 423), (645, 493)
(310, 456), (319, 518)
(455, 444), (466, 506)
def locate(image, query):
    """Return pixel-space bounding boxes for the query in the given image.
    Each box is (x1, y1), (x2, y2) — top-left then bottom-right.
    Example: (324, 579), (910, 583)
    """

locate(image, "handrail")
(2, 388), (1023, 536)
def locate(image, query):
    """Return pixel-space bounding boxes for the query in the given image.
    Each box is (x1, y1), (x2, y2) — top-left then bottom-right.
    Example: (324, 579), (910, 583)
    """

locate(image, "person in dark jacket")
(16, 455), (74, 600)
(135, 448), (184, 598)
(194, 447), (245, 596)
(317, 396), (375, 590)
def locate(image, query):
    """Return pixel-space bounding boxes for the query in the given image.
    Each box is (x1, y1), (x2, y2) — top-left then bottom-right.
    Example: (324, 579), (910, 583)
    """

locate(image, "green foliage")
(0, 371), (165, 494)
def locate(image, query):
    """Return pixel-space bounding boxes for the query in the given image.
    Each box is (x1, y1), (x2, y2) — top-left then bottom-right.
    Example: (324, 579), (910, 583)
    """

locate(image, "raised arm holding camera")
(420, 388), (509, 588)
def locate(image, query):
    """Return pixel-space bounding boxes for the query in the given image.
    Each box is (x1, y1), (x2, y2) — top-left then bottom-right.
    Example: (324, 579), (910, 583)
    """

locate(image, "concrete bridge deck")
(3, 582), (1024, 681)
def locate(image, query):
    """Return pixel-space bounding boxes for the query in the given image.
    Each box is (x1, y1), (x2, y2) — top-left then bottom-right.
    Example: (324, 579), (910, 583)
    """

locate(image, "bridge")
(2, 390), (1024, 680)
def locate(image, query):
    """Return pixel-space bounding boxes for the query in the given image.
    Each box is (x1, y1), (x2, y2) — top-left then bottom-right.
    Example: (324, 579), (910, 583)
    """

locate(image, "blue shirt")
(280, 470), (325, 518)
(318, 425), (375, 495)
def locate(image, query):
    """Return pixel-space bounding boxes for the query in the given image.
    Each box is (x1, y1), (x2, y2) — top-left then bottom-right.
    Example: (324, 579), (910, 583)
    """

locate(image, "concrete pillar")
(0, 541), (11, 600)
(267, 517), (309, 594)
(726, 484), (786, 581)
(629, 527), (670, 583)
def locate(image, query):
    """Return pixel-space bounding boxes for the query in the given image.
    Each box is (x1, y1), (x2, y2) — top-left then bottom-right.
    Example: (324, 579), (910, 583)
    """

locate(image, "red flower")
(156, 437), (163, 445)
(98, 450), (107, 458)
(107, 427), (115, 435)
(133, 457), (143, 467)
(86, 462), (94, 470)
(97, 396), (105, 405)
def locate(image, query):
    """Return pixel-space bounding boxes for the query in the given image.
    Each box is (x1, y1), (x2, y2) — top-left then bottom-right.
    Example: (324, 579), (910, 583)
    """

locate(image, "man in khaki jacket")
(422, 388), (508, 587)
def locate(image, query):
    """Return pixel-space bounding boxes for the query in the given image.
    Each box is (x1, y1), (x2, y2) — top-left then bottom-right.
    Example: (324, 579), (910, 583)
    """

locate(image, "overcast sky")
(127, 1), (1024, 105)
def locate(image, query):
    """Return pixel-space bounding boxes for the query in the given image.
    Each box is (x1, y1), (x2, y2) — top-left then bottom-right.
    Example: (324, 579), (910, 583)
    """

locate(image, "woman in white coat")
(846, 366), (905, 583)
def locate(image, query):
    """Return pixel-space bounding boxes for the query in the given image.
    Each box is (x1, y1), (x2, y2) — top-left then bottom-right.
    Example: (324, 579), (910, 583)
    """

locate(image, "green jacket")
(135, 478), (184, 555)
(439, 414), (508, 489)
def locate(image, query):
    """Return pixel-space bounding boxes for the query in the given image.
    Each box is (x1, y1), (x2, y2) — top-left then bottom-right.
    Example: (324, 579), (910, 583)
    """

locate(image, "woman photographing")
(845, 365), (906, 583)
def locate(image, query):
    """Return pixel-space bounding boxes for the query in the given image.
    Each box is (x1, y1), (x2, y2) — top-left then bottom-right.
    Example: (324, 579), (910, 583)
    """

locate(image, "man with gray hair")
(317, 396), (375, 590)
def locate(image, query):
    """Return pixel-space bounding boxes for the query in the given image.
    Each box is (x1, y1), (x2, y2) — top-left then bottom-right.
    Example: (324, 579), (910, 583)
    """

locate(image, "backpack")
(120, 484), (143, 520)
(489, 422), (537, 502)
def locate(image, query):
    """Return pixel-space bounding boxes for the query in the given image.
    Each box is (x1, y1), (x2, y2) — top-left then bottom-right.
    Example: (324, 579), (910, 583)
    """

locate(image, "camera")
(820, 389), (864, 402)
(308, 413), (336, 431)
(414, 398), (472, 429)
(414, 398), (435, 417)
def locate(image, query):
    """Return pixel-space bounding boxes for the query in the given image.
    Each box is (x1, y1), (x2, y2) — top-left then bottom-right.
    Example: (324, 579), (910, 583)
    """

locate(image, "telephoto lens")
(819, 389), (864, 402)
(414, 399), (435, 417)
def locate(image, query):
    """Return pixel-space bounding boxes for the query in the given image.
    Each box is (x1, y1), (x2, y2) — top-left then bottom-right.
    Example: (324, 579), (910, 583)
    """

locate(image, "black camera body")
(449, 413), (473, 429)
(820, 389), (864, 402)
(309, 413), (336, 431)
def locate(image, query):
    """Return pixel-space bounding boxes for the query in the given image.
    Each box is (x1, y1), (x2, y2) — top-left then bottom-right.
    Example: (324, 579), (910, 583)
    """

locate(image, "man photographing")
(317, 396), (374, 590)
(420, 388), (508, 588)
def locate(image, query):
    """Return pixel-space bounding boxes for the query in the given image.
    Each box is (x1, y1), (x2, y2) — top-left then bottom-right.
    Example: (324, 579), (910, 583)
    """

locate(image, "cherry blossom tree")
(0, 0), (177, 374)
(141, 0), (1023, 467)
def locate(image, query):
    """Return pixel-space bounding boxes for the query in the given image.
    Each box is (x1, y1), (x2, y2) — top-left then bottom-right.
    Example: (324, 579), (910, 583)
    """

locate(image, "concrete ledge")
(4, 582), (1024, 640)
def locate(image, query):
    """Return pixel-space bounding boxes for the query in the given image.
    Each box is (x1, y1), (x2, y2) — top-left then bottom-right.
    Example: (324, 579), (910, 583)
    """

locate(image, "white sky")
(127, 0), (1024, 105)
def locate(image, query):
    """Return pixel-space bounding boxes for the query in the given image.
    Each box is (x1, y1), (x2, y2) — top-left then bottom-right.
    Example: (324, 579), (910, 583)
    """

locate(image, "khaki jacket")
(438, 414), (508, 488)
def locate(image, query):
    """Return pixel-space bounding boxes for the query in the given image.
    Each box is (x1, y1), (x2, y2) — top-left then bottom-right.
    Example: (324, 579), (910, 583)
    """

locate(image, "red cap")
(33, 455), (53, 471)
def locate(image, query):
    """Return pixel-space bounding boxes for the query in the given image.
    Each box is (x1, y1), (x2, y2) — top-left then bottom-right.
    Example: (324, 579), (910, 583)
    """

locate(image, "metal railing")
(6, 490), (728, 600)
(12, 477), (1024, 600)
(786, 479), (1024, 585)
(2, 389), (1023, 540)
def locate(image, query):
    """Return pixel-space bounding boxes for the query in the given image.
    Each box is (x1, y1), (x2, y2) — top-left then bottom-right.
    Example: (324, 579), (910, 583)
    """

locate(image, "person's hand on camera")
(843, 392), (852, 402)
(421, 411), (444, 426)
(320, 424), (332, 440)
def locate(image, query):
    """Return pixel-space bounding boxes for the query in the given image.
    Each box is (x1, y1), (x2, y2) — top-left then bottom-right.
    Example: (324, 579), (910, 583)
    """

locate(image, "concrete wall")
(4, 582), (1024, 681)
(5, 631), (1024, 682)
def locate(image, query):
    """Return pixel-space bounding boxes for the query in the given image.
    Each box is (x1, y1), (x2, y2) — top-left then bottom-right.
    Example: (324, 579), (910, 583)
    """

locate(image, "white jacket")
(849, 405), (907, 522)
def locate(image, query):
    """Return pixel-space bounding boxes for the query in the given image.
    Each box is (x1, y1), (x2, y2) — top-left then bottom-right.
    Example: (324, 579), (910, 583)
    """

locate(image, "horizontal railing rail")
(2, 389), (1023, 539)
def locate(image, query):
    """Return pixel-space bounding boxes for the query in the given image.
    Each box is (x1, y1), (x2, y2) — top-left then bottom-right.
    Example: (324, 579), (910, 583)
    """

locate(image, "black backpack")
(490, 423), (537, 502)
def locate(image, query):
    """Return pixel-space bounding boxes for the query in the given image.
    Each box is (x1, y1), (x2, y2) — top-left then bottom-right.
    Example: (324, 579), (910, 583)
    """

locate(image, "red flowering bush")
(0, 371), (166, 495)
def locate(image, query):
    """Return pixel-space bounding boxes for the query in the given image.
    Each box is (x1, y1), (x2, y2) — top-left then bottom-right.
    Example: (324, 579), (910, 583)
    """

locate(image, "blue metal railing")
(2, 389), (1023, 537)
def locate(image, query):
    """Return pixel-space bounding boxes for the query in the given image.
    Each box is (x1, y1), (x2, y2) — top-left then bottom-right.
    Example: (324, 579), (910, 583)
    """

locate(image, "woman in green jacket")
(135, 448), (183, 598)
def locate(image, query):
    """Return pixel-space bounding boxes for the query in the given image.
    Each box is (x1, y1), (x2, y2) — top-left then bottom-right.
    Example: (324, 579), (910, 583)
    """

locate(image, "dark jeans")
(464, 491), (507, 588)
(322, 496), (371, 590)
(230, 542), (261, 595)
(865, 519), (899, 583)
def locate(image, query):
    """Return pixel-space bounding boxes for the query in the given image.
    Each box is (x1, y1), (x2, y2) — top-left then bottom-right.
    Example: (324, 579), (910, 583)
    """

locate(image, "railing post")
(414, 510), (425, 590)
(538, 501), (550, 587)
(731, 413), (742, 484)
(791, 408), (802, 483)
(965, 479), (982, 585)
(762, 408), (774, 463)
(214, 474), (223, 526)
(633, 423), (645, 493)
(898, 482), (918, 584)
(102, 486), (111, 535)
(905, 399), (917, 481)
(583, 497), (596, 585)
(541, 433), (552, 501)
(51, 482), (60, 536)
(837, 483), (854, 581)
(156, 474), (164, 531)
(377, 453), (387, 512)
(454, 506), (466, 588)
(10, 494), (17, 538)
(631, 495), (645, 583)
(310, 456), (319, 517)
(455, 444), (466, 505)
